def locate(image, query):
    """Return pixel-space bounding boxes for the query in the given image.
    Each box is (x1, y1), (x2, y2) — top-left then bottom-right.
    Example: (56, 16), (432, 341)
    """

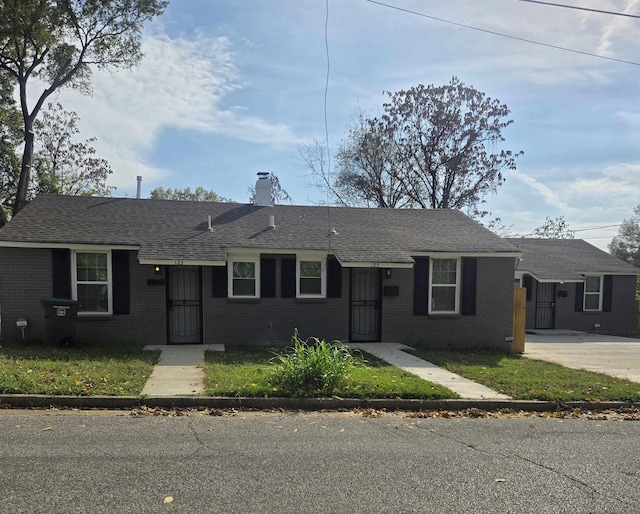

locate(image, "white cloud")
(569, 163), (640, 199)
(41, 31), (299, 190)
(511, 170), (572, 211)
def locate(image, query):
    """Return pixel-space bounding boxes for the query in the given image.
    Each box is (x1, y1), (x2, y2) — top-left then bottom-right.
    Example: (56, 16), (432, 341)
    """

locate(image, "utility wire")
(364, 0), (640, 66)
(518, 0), (640, 20)
(324, 0), (333, 253)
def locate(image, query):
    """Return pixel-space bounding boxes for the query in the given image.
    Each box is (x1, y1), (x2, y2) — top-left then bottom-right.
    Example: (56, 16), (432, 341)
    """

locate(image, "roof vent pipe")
(255, 172), (272, 207)
(268, 214), (275, 229)
(208, 215), (213, 232)
(136, 176), (142, 199)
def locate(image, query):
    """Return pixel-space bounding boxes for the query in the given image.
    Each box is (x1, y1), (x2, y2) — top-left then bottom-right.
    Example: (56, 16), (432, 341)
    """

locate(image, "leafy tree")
(320, 77), (522, 216)
(0, 0), (168, 216)
(530, 216), (575, 239)
(0, 70), (21, 218)
(149, 186), (228, 202)
(248, 172), (293, 205)
(609, 206), (640, 268)
(33, 102), (114, 197)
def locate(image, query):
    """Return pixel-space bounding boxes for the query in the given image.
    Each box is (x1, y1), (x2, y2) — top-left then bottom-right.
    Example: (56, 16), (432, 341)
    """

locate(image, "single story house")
(0, 180), (521, 348)
(506, 238), (638, 332)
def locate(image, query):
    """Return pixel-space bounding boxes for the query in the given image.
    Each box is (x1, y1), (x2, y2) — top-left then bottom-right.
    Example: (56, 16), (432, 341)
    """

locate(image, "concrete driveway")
(524, 331), (640, 382)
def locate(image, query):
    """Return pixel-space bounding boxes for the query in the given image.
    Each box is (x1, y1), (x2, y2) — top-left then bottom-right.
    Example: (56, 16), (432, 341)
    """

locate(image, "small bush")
(269, 330), (359, 397)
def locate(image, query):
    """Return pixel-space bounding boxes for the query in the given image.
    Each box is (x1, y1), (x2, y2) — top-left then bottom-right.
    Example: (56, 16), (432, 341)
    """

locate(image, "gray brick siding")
(381, 257), (514, 349)
(526, 275), (637, 332)
(1, 249), (515, 348)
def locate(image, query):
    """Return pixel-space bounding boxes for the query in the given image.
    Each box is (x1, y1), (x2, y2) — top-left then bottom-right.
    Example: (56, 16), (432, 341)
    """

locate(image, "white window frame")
(296, 252), (327, 298)
(71, 250), (113, 315)
(583, 275), (603, 311)
(428, 257), (461, 314)
(227, 255), (260, 298)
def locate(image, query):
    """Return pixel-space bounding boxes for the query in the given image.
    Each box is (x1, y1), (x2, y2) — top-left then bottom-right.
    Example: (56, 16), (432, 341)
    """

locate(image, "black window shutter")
(212, 265), (228, 297)
(575, 282), (584, 312)
(52, 249), (71, 299)
(602, 275), (613, 312)
(281, 258), (296, 298)
(522, 275), (532, 301)
(112, 250), (130, 315)
(413, 257), (429, 315)
(461, 257), (477, 316)
(327, 257), (342, 298)
(260, 258), (276, 298)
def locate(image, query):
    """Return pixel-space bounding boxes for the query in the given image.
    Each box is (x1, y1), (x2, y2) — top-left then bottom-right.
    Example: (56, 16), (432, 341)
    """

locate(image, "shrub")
(269, 330), (359, 397)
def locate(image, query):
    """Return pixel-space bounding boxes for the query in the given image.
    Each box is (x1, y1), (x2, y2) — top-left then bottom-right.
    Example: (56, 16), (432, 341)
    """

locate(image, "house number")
(370, 262), (380, 268)
(174, 260), (184, 266)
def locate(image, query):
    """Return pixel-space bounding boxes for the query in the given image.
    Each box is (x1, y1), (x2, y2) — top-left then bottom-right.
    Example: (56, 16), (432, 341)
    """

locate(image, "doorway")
(350, 269), (381, 342)
(167, 266), (202, 344)
(535, 282), (556, 329)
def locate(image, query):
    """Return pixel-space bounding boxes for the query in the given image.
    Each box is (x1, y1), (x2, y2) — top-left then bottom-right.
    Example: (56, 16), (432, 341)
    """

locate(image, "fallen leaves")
(163, 496), (174, 504)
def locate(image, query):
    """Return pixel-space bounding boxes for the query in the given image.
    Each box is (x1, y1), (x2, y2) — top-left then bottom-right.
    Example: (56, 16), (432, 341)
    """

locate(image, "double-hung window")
(584, 275), (603, 311)
(429, 258), (460, 314)
(228, 257), (260, 298)
(73, 251), (112, 314)
(296, 254), (326, 298)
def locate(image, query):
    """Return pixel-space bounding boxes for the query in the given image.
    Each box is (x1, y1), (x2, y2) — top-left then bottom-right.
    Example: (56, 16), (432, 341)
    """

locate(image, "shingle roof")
(506, 238), (638, 281)
(0, 195), (520, 265)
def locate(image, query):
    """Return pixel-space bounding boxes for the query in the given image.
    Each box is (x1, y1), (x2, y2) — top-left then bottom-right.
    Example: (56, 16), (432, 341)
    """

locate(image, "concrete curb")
(1, 394), (638, 412)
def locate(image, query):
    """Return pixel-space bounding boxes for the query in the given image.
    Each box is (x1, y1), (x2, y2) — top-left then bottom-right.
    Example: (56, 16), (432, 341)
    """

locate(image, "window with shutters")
(228, 258), (260, 298)
(72, 251), (112, 314)
(429, 258), (460, 314)
(583, 275), (603, 311)
(296, 254), (327, 298)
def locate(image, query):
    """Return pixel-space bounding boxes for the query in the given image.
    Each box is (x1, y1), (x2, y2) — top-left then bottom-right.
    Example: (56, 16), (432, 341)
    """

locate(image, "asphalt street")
(1, 410), (639, 513)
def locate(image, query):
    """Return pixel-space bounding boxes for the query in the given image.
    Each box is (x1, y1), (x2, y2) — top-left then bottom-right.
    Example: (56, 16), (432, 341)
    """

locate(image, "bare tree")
(33, 102), (114, 197)
(530, 216), (575, 239)
(317, 77), (522, 217)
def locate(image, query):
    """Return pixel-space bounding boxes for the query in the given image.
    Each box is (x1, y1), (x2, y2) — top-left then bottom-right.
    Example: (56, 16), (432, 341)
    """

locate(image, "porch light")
(154, 265), (161, 274)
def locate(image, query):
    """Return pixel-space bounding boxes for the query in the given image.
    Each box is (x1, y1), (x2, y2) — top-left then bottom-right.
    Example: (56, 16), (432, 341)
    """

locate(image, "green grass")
(406, 347), (640, 402)
(203, 346), (457, 399)
(0, 340), (160, 396)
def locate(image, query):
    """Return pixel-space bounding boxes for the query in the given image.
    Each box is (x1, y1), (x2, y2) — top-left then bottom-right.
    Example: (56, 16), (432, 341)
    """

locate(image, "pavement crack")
(186, 418), (211, 450)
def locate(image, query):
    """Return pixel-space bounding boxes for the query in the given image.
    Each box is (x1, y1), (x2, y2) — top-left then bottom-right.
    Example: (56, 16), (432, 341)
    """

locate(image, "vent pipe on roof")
(208, 215), (213, 232)
(255, 172), (272, 207)
(136, 176), (142, 199)
(268, 214), (275, 229)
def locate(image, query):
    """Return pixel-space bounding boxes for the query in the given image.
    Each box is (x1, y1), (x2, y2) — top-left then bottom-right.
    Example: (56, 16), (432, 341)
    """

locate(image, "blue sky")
(45, 0), (640, 249)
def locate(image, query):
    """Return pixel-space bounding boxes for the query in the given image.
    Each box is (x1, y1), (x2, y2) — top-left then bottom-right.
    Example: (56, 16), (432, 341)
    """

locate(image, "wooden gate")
(512, 287), (526, 353)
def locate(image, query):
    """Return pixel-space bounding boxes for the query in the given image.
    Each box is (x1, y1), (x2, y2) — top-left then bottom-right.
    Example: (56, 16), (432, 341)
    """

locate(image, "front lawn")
(203, 346), (457, 399)
(406, 348), (640, 402)
(0, 340), (160, 396)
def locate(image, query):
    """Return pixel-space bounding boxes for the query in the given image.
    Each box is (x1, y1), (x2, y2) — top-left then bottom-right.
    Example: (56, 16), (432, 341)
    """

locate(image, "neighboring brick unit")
(381, 257), (514, 349)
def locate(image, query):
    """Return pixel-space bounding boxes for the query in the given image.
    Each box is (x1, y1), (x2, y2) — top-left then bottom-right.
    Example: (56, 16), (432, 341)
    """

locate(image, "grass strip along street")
(203, 346), (456, 399)
(406, 348), (640, 402)
(0, 341), (160, 396)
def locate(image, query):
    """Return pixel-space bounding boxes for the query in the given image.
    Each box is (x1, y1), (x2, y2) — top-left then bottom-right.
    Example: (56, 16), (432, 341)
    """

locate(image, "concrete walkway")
(141, 344), (224, 396)
(525, 333), (640, 383)
(347, 343), (511, 400)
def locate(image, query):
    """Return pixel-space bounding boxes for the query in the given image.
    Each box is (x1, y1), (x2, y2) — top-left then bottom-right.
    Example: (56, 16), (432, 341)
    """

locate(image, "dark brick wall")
(0, 247), (51, 340)
(525, 276), (637, 332)
(1, 249), (517, 348)
(202, 257), (350, 345)
(381, 257), (515, 349)
(0, 248), (166, 344)
(555, 276), (636, 333)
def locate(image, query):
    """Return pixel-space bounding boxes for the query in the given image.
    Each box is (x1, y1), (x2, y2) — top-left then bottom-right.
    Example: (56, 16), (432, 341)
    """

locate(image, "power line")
(364, 0), (640, 66)
(518, 0), (640, 20)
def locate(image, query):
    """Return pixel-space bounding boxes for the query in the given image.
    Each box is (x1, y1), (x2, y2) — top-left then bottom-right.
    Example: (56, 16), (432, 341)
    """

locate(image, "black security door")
(350, 269), (381, 342)
(167, 267), (202, 344)
(535, 282), (556, 329)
